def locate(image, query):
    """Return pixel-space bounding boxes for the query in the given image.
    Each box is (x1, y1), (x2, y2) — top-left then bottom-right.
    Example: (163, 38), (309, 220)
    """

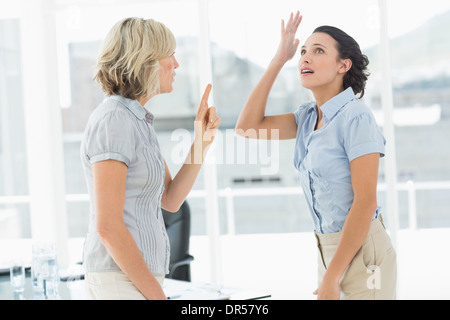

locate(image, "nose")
(173, 56), (179, 69)
(299, 53), (311, 66)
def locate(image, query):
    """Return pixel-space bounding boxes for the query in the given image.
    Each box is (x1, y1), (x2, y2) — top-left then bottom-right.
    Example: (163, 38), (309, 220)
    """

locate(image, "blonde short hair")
(93, 17), (176, 100)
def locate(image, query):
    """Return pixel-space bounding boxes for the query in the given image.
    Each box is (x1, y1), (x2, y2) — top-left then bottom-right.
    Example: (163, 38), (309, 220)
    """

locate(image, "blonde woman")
(80, 18), (221, 300)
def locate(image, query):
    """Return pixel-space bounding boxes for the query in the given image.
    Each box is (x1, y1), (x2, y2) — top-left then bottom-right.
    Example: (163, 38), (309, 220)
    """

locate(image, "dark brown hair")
(314, 26), (370, 98)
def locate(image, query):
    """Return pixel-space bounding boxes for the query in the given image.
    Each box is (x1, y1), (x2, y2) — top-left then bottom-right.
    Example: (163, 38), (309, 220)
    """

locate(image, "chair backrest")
(162, 201), (192, 280)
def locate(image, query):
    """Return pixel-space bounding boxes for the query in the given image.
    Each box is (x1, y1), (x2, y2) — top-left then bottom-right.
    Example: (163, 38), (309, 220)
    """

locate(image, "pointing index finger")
(201, 84), (212, 106)
(197, 84), (212, 117)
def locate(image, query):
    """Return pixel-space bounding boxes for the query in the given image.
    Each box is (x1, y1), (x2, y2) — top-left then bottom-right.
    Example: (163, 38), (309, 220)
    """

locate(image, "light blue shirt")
(293, 87), (386, 234)
(80, 95), (170, 274)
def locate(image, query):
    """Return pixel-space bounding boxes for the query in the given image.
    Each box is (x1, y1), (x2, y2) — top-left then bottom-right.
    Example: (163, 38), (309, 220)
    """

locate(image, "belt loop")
(378, 213), (386, 229)
(314, 232), (320, 246)
(314, 232), (327, 270)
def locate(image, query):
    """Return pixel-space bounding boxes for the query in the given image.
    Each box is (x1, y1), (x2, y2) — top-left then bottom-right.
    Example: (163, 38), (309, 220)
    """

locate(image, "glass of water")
(10, 259), (25, 293)
(32, 242), (60, 299)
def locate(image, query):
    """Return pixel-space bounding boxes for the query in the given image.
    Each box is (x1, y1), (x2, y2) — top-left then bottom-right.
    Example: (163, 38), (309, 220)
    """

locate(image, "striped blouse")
(80, 95), (169, 274)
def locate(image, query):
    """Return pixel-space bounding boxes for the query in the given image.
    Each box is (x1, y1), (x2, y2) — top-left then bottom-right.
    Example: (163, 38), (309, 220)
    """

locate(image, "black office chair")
(162, 201), (194, 281)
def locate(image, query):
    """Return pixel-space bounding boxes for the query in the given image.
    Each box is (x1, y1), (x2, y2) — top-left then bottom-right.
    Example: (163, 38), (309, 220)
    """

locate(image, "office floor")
(190, 228), (450, 300)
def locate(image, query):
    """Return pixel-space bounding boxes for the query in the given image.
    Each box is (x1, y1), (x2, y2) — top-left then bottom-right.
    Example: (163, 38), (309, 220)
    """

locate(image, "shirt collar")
(110, 95), (155, 125)
(320, 87), (356, 123)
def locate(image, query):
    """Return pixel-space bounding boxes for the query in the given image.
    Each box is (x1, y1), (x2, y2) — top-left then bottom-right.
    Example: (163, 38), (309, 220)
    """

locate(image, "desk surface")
(0, 272), (270, 300)
(163, 279), (270, 300)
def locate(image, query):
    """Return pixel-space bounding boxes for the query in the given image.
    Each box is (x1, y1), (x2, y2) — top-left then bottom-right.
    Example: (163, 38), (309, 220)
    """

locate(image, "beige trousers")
(85, 271), (165, 300)
(315, 215), (397, 300)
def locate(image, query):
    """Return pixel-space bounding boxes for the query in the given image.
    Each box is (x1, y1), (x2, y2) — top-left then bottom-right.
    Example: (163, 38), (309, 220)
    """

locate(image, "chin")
(300, 80), (311, 90)
(160, 86), (173, 94)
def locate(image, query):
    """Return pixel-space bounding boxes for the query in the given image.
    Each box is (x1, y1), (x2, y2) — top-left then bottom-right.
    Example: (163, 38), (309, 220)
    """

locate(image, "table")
(0, 269), (270, 300)
(163, 279), (271, 300)
(0, 267), (86, 300)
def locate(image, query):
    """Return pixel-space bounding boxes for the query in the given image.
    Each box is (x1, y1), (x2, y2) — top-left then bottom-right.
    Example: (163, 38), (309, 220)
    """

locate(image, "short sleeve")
(84, 107), (136, 166)
(293, 102), (314, 125)
(344, 112), (386, 162)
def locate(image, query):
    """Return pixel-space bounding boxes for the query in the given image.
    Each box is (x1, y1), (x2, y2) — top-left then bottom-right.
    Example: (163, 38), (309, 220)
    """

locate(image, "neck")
(312, 83), (344, 109)
(311, 83), (344, 130)
(137, 94), (156, 107)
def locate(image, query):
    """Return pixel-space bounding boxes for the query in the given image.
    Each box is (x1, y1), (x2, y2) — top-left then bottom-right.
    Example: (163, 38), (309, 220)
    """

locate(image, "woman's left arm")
(315, 153), (380, 300)
(161, 84), (221, 212)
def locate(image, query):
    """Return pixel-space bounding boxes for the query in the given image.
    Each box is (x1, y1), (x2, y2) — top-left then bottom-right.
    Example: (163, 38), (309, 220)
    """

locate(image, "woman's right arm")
(93, 160), (167, 300)
(235, 11), (302, 140)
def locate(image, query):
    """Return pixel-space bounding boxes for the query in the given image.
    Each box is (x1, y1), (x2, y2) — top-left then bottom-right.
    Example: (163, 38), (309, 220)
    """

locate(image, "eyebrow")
(301, 43), (328, 49)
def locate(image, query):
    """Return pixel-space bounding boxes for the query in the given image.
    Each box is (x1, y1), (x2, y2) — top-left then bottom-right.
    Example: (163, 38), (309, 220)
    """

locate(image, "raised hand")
(193, 84), (221, 163)
(275, 11), (302, 64)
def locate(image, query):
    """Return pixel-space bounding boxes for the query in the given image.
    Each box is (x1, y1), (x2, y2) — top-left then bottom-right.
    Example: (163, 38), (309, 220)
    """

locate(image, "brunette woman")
(236, 11), (396, 300)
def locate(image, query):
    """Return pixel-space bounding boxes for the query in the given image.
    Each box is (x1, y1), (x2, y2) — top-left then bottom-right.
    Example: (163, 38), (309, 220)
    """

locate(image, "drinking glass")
(31, 242), (60, 299)
(10, 259), (25, 293)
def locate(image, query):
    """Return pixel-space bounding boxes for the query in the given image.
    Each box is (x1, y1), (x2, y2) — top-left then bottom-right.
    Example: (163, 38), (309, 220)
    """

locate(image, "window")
(57, 0), (203, 237)
(0, 19), (30, 239)
(208, 0), (384, 234)
(385, 0), (450, 228)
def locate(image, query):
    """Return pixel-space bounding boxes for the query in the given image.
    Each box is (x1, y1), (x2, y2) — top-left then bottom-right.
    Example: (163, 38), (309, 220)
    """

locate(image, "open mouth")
(301, 68), (314, 75)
